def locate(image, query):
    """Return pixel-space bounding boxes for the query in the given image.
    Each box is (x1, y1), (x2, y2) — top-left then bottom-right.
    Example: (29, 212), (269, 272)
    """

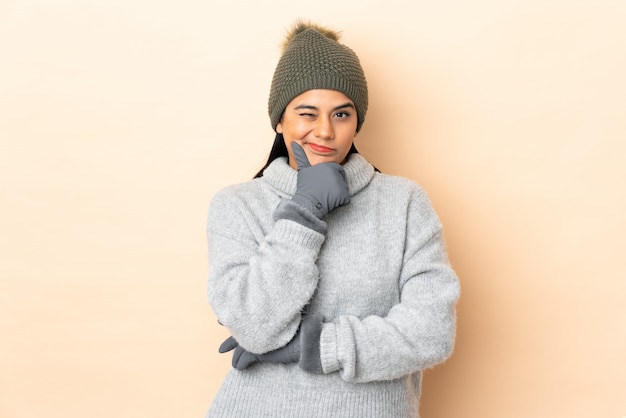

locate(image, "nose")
(314, 115), (334, 140)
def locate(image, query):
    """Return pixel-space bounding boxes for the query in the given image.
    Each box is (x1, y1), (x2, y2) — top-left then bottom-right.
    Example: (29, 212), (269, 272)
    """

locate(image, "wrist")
(298, 314), (324, 374)
(291, 194), (325, 219)
(273, 199), (327, 233)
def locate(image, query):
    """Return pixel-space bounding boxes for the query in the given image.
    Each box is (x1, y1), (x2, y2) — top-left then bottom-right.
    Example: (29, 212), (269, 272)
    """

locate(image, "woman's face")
(277, 89), (358, 169)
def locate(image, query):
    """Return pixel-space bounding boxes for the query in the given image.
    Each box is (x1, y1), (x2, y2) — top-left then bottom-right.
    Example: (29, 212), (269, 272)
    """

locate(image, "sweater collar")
(262, 153), (375, 197)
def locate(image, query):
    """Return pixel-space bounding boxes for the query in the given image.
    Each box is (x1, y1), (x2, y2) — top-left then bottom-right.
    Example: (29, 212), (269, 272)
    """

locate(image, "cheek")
(338, 129), (356, 150)
(281, 115), (316, 138)
(335, 139), (354, 161)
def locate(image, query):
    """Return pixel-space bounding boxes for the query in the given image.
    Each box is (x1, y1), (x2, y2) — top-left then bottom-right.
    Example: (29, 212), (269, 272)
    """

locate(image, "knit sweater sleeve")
(207, 187), (325, 354)
(319, 186), (460, 383)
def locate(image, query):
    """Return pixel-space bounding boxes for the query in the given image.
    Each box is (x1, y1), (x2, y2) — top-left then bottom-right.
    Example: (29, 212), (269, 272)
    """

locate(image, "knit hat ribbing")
(268, 22), (368, 132)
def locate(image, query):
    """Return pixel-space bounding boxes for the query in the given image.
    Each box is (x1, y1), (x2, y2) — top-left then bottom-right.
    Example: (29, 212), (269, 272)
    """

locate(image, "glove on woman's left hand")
(219, 314), (324, 373)
(219, 333), (300, 370)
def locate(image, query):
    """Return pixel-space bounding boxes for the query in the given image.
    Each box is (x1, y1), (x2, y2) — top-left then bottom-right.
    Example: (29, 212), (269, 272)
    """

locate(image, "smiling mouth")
(307, 143), (334, 153)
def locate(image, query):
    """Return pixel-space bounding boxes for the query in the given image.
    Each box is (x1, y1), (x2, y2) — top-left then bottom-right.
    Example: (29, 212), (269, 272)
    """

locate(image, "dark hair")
(253, 133), (363, 178)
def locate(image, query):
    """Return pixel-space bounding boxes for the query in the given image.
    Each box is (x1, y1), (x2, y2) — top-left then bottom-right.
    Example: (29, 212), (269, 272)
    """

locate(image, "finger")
(291, 142), (311, 169)
(219, 336), (238, 353)
(236, 351), (258, 370)
(232, 346), (244, 368)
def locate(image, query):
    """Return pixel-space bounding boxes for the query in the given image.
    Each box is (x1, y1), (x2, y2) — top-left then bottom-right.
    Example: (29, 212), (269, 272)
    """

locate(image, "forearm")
(321, 274), (458, 383)
(208, 218), (325, 354)
(319, 232), (460, 383)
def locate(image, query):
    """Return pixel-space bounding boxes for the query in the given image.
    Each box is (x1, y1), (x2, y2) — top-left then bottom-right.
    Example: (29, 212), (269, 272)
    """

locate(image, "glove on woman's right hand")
(291, 143), (350, 219)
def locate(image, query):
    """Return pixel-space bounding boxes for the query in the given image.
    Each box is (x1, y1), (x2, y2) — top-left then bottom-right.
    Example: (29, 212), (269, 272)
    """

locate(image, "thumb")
(219, 336), (239, 353)
(291, 142), (311, 170)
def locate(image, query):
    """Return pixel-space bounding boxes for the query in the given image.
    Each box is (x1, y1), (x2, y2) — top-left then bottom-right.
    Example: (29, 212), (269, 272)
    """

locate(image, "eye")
(299, 113), (316, 118)
(334, 111), (351, 119)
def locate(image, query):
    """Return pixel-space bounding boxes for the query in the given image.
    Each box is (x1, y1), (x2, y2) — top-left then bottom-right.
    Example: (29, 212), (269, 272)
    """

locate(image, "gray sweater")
(206, 154), (459, 417)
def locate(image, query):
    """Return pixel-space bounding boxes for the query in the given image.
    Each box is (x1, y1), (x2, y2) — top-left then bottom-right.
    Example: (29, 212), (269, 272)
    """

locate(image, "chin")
(310, 156), (342, 166)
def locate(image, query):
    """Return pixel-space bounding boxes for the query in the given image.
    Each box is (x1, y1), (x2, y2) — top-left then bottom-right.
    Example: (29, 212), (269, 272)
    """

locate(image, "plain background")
(1, 0), (625, 417)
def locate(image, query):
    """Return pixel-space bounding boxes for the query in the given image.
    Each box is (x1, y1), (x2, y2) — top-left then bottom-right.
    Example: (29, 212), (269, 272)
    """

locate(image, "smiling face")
(276, 89), (358, 169)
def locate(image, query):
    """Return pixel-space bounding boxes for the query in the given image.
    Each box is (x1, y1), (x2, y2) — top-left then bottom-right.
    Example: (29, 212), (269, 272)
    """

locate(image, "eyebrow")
(293, 102), (355, 111)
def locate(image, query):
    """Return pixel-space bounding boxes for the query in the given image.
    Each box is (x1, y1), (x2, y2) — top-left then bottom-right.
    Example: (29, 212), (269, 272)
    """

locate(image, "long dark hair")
(253, 133), (362, 178)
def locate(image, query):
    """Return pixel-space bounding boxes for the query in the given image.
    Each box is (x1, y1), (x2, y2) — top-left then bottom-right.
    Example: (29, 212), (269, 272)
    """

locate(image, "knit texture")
(206, 154), (459, 417)
(268, 23), (368, 132)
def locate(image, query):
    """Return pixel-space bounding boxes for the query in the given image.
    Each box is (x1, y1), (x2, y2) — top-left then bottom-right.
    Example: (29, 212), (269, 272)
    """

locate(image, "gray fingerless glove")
(290, 142), (350, 219)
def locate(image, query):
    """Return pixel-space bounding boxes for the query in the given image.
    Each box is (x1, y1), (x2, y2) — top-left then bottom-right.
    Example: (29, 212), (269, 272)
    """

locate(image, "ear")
(276, 121), (283, 134)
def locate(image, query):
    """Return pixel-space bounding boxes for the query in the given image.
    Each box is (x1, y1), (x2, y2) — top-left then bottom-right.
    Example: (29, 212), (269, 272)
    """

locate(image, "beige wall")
(1, 1), (625, 417)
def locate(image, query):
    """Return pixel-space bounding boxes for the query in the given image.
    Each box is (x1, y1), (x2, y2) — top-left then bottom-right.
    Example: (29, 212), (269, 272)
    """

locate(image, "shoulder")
(208, 178), (266, 219)
(370, 172), (441, 226)
(370, 171), (429, 201)
(210, 178), (258, 203)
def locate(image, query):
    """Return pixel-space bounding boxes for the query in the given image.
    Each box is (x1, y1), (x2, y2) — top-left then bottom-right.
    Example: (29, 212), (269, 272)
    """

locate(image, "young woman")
(206, 21), (460, 417)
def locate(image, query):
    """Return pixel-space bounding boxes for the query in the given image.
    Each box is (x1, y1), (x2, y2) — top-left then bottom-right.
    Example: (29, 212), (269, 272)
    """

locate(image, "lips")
(307, 143), (333, 153)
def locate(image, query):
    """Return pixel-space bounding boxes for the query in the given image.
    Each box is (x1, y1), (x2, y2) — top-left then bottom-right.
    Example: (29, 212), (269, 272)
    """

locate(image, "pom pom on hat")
(268, 20), (368, 132)
(280, 20), (340, 52)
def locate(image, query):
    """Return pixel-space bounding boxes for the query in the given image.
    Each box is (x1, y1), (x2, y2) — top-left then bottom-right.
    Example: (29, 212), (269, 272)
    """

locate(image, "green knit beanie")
(268, 22), (368, 132)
